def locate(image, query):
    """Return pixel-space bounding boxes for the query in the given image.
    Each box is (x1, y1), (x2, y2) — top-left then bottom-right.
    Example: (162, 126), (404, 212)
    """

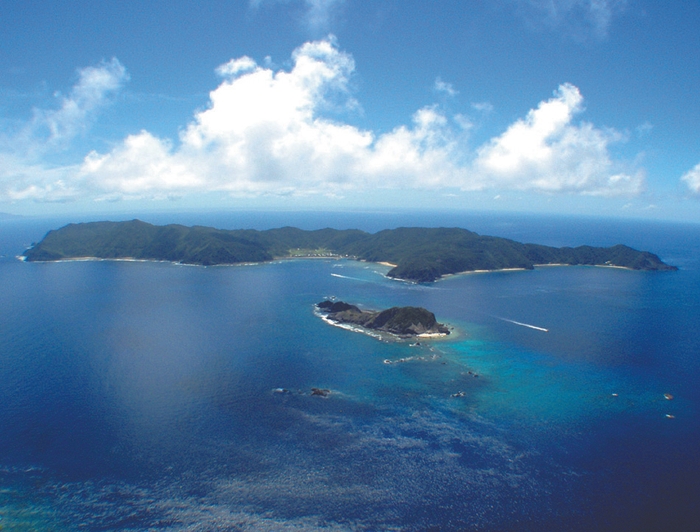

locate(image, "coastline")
(19, 256), (170, 264)
(436, 262), (636, 281)
(17, 255), (265, 268)
(19, 253), (637, 277)
(275, 254), (344, 260)
(534, 263), (632, 270)
(20, 255), (400, 278)
(19, 254), (343, 266)
(317, 312), (386, 341)
(438, 267), (528, 281)
(593, 264), (634, 270)
(315, 307), (453, 342)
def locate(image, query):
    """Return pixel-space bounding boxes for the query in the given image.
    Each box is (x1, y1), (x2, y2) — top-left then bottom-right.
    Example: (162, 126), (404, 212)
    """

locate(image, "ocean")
(0, 211), (699, 531)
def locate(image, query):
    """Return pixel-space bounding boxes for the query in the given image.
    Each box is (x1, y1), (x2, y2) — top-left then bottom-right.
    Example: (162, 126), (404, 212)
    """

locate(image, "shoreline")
(19, 254), (398, 274)
(19, 254), (637, 276)
(315, 308), (453, 342)
(436, 262), (635, 281)
(274, 254), (344, 260)
(534, 262), (632, 270)
(438, 267), (528, 281)
(18, 254), (346, 267)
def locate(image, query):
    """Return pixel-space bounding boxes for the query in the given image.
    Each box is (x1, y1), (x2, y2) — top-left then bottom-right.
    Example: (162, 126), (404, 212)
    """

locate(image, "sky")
(1, 0), (699, 221)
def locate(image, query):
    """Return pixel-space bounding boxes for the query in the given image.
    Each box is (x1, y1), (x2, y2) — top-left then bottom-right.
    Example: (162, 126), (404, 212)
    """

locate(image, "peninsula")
(316, 300), (450, 337)
(23, 220), (677, 282)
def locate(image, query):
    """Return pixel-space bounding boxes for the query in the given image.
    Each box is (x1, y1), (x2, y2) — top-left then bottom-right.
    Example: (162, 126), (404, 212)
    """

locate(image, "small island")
(22, 220), (677, 282)
(316, 300), (450, 338)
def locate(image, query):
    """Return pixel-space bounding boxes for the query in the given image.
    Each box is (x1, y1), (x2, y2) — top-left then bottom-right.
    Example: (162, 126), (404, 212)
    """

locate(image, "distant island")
(22, 220), (677, 282)
(316, 300), (450, 338)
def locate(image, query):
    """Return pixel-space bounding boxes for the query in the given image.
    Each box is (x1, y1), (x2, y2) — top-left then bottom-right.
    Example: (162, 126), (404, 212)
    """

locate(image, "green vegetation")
(23, 220), (677, 281)
(316, 300), (450, 337)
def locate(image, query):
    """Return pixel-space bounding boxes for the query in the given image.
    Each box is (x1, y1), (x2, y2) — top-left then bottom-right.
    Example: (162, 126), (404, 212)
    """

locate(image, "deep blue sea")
(1, 211), (699, 531)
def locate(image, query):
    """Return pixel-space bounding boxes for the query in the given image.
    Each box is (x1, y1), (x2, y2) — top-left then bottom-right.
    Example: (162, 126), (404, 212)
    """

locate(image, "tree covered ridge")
(23, 220), (677, 282)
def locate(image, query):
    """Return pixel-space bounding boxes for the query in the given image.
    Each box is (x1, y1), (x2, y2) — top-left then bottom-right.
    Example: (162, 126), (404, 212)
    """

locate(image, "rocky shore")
(316, 300), (450, 338)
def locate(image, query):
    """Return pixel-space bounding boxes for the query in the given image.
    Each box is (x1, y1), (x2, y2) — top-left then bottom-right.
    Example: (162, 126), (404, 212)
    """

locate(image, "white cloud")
(78, 40), (464, 198)
(250, 0), (345, 33)
(636, 121), (653, 138)
(304, 0), (346, 32)
(1, 40), (642, 204)
(216, 57), (258, 78)
(681, 163), (700, 195)
(0, 152), (80, 202)
(81, 131), (200, 198)
(30, 58), (128, 148)
(513, 0), (627, 41)
(472, 83), (642, 196)
(471, 102), (494, 114)
(0, 58), (128, 202)
(453, 114), (474, 131)
(434, 77), (458, 97)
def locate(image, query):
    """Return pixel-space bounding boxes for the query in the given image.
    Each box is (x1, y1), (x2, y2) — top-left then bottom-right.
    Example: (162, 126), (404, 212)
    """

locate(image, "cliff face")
(317, 300), (450, 337)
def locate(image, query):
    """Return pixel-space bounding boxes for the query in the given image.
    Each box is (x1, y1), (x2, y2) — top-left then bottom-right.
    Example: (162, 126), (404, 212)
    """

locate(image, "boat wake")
(497, 317), (549, 332)
(331, 273), (368, 282)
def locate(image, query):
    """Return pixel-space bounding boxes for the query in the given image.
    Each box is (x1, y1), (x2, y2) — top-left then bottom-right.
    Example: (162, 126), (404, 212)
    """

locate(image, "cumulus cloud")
(1, 40), (641, 204)
(77, 40), (468, 198)
(215, 56), (258, 78)
(473, 83), (642, 195)
(681, 163), (700, 195)
(80, 40), (377, 198)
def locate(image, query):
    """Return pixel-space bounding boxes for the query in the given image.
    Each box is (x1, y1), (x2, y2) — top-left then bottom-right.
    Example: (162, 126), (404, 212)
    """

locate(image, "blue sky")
(1, 0), (699, 221)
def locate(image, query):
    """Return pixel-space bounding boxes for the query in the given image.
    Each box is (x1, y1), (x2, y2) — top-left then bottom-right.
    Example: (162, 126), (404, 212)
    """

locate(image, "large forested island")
(23, 220), (677, 282)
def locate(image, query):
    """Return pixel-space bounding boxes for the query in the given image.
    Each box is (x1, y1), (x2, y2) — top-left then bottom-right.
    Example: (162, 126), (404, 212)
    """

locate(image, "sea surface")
(0, 211), (699, 531)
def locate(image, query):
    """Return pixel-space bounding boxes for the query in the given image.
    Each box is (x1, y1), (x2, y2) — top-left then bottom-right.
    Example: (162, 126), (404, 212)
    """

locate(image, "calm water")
(1, 212), (699, 531)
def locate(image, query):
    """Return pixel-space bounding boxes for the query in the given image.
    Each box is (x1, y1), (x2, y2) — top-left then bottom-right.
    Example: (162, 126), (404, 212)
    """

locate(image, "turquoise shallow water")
(0, 213), (699, 530)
